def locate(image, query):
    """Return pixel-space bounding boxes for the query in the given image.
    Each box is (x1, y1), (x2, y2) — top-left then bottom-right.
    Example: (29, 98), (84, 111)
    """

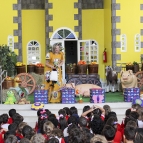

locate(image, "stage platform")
(0, 102), (132, 128)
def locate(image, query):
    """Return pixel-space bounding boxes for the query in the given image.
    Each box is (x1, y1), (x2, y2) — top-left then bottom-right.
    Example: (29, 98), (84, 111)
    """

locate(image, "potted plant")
(0, 45), (17, 77)
(133, 61), (139, 73)
(126, 62), (134, 71)
(76, 89), (83, 103)
(66, 63), (77, 74)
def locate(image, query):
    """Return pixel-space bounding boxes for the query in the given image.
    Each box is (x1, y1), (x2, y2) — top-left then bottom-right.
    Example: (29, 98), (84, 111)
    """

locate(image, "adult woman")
(45, 43), (64, 103)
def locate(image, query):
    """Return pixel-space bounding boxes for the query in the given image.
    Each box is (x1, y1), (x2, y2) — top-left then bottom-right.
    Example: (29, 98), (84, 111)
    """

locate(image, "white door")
(78, 40), (99, 64)
(50, 40), (65, 84)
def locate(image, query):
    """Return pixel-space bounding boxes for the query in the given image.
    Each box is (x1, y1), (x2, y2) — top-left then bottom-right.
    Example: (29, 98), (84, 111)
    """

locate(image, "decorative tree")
(0, 45), (17, 77)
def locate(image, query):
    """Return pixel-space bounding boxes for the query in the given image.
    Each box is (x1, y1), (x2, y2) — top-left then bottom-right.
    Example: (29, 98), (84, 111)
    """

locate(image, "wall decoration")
(135, 34), (141, 52)
(27, 40), (41, 64)
(7, 35), (14, 51)
(121, 34), (127, 52)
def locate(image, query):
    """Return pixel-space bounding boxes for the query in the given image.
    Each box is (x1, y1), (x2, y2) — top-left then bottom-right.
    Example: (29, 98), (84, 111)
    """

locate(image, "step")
(0, 102), (132, 128)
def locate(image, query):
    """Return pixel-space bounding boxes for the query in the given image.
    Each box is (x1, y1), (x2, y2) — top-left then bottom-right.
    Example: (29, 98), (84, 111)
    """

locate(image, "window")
(27, 40), (41, 64)
(135, 34), (141, 52)
(120, 34), (127, 52)
(78, 40), (98, 64)
(52, 29), (76, 39)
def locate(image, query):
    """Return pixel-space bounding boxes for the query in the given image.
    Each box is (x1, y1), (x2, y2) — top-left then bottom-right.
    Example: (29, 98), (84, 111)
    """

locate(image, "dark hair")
(0, 115), (3, 125)
(104, 111), (117, 123)
(126, 120), (137, 129)
(82, 128), (94, 143)
(46, 138), (59, 143)
(70, 106), (78, 115)
(130, 111), (139, 120)
(19, 137), (31, 143)
(45, 109), (51, 116)
(22, 125), (35, 140)
(48, 117), (58, 128)
(78, 117), (87, 127)
(83, 105), (91, 118)
(37, 109), (43, 117)
(5, 135), (17, 143)
(9, 109), (16, 117)
(67, 123), (78, 134)
(2, 113), (9, 123)
(134, 128), (143, 143)
(58, 115), (67, 131)
(48, 114), (56, 120)
(137, 107), (143, 120)
(68, 116), (78, 125)
(8, 123), (18, 133)
(38, 118), (49, 134)
(105, 116), (118, 129)
(90, 115), (105, 135)
(92, 108), (102, 117)
(132, 104), (141, 111)
(102, 125), (116, 141)
(4, 131), (15, 140)
(12, 113), (24, 124)
(63, 107), (71, 116)
(125, 108), (131, 117)
(124, 116), (137, 127)
(68, 127), (86, 143)
(103, 105), (111, 116)
(124, 126), (136, 141)
(58, 109), (66, 117)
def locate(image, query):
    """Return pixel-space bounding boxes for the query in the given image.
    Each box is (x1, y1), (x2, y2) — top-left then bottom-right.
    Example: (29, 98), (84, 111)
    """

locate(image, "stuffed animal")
(105, 66), (118, 92)
(120, 70), (137, 88)
(65, 83), (101, 97)
(4, 90), (17, 104)
(16, 98), (30, 105)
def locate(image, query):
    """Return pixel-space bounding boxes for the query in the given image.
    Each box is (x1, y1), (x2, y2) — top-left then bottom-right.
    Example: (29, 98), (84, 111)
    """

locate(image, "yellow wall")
(48, 0), (78, 38)
(116, 0), (143, 64)
(22, 10), (45, 65)
(104, 0), (112, 66)
(82, 10), (105, 80)
(0, 0), (18, 45)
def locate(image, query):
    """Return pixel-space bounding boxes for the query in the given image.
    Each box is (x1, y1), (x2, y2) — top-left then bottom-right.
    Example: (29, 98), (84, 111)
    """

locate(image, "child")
(50, 128), (65, 143)
(81, 105), (105, 121)
(42, 121), (54, 140)
(16, 122), (27, 140)
(30, 133), (45, 143)
(8, 109), (16, 124)
(22, 125), (35, 140)
(57, 109), (67, 131)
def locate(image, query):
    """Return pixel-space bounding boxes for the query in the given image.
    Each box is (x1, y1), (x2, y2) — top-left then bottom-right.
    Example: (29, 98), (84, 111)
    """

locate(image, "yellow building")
(0, 0), (143, 82)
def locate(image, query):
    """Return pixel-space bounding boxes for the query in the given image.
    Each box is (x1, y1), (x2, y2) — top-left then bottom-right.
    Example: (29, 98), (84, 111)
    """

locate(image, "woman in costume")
(45, 43), (64, 103)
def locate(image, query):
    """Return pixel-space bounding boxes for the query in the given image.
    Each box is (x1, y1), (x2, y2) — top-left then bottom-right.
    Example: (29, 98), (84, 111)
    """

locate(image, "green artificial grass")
(28, 92), (124, 104)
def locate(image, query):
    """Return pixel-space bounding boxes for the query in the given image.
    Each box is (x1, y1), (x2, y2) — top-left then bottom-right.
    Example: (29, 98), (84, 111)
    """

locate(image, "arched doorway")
(50, 27), (78, 82)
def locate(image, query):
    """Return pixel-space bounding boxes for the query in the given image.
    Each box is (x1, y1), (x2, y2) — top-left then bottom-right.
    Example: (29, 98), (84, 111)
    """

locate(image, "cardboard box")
(90, 89), (105, 103)
(124, 88), (140, 102)
(61, 88), (75, 104)
(132, 97), (143, 107)
(34, 90), (48, 104)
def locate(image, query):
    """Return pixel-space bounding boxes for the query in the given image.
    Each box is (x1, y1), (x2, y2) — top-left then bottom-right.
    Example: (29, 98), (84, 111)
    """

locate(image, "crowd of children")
(0, 103), (143, 143)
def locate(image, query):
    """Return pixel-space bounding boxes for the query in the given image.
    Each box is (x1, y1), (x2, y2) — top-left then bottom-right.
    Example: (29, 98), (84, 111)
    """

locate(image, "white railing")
(0, 66), (7, 104)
